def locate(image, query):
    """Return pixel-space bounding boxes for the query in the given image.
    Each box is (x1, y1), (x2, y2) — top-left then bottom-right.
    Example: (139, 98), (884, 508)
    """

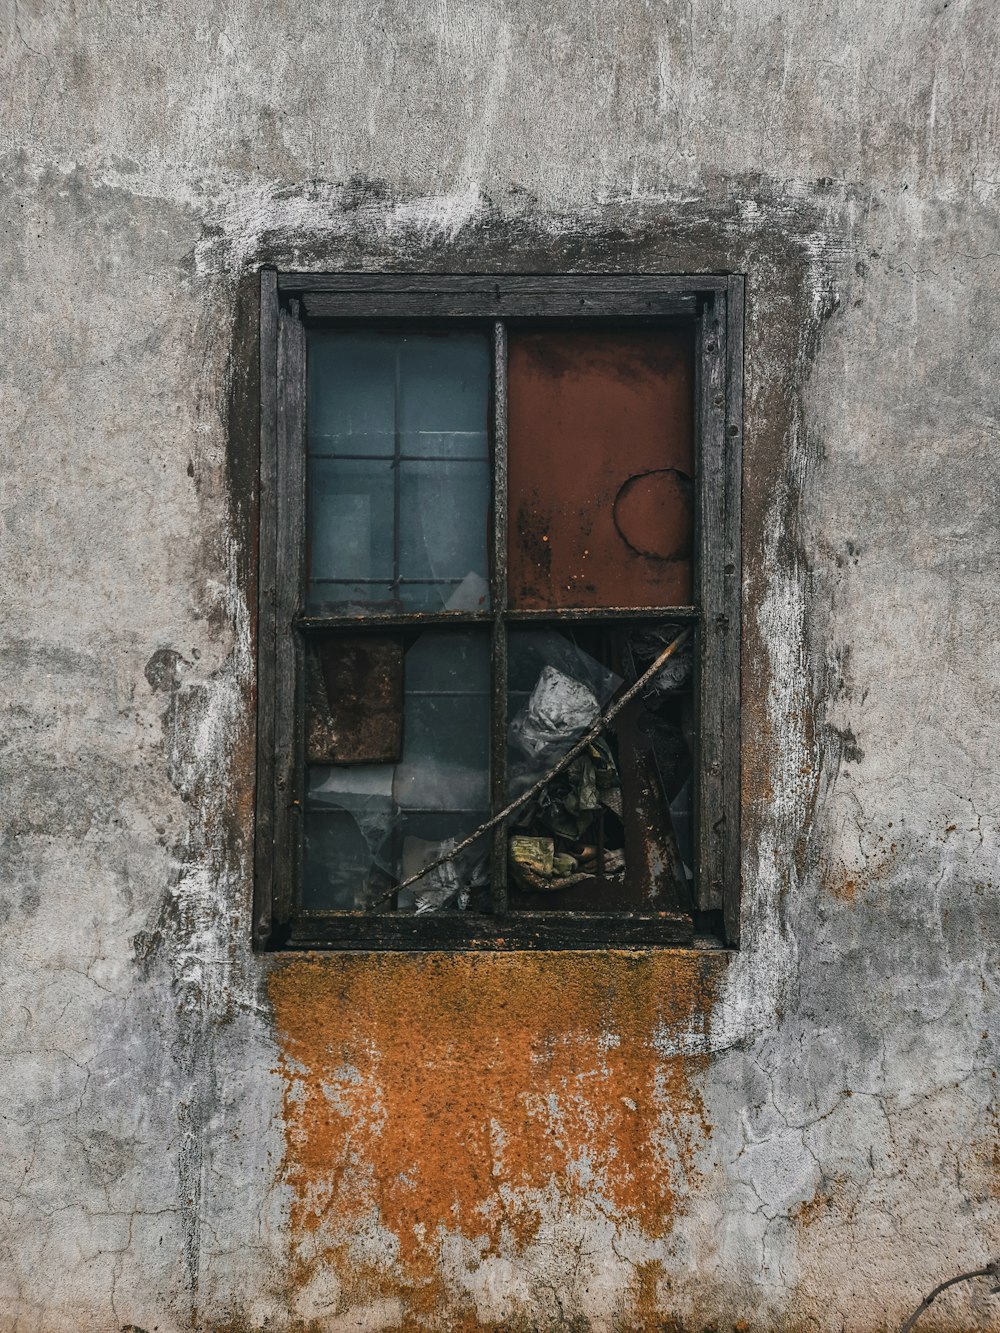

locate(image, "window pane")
(394, 628), (490, 812)
(507, 330), (695, 609)
(306, 330), (491, 612)
(307, 457), (395, 609)
(303, 631), (490, 912)
(399, 460), (490, 605)
(303, 781), (394, 910)
(308, 333), (395, 456)
(399, 336), (490, 459)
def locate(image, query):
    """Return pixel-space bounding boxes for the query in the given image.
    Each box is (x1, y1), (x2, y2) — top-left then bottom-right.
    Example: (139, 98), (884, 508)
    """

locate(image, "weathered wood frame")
(254, 272), (743, 951)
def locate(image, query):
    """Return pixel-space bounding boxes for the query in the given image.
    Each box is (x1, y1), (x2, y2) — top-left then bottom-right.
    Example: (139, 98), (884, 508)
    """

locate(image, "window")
(254, 274), (742, 950)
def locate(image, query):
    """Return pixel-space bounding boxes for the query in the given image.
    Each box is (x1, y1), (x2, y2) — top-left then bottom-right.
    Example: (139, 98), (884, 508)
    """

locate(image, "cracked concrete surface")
(2, 0), (1000, 1328)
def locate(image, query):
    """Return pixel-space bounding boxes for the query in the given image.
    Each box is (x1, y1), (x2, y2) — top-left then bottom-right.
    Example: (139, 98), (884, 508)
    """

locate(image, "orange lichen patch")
(268, 950), (724, 1319)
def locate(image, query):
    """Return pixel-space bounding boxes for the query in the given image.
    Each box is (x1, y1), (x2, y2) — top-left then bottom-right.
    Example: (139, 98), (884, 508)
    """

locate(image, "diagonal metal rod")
(371, 626), (693, 907)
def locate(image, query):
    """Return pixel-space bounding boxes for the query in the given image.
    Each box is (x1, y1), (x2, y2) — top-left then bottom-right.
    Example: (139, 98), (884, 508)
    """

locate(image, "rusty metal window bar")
(255, 273), (743, 951)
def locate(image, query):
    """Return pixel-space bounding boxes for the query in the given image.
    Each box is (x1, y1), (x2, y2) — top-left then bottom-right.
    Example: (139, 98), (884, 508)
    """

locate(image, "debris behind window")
(507, 631), (627, 901)
(503, 625), (694, 911)
(351, 622), (695, 914)
(399, 836), (489, 913)
(302, 616), (696, 915)
(510, 667), (600, 786)
(626, 623), (694, 693)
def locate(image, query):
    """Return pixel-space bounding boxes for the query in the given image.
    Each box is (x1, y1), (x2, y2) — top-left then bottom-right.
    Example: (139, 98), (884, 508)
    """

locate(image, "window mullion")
(295, 611), (493, 632)
(490, 319), (509, 914)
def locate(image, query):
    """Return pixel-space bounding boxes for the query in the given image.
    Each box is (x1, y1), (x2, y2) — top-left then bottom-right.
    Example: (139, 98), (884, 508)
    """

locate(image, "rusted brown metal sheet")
(507, 329), (695, 609)
(306, 636), (403, 764)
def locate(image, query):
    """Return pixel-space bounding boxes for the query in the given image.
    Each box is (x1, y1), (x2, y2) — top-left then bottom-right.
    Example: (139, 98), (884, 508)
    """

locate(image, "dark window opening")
(255, 275), (743, 951)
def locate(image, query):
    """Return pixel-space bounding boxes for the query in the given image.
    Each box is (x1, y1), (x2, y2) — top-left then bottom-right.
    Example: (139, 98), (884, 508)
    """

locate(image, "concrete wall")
(3, 2), (999, 1328)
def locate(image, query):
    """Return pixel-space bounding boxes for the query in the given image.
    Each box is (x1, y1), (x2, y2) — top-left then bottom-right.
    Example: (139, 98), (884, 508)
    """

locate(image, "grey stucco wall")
(2, 2), (1000, 1329)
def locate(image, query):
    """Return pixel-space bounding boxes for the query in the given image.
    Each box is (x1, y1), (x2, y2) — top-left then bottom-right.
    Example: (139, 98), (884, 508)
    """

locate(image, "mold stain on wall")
(269, 949), (725, 1326)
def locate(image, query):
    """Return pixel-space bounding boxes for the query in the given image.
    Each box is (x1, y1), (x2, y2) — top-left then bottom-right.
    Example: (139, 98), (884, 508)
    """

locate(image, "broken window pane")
(506, 624), (695, 912)
(307, 331), (491, 612)
(302, 769), (395, 911)
(303, 631), (490, 911)
(507, 330), (695, 609)
(506, 629), (625, 909)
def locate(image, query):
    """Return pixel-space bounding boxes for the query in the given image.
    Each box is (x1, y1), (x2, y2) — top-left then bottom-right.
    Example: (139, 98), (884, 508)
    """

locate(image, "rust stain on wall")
(792, 1178), (845, 1229)
(832, 876), (859, 904)
(268, 949), (724, 1322)
(825, 836), (900, 904)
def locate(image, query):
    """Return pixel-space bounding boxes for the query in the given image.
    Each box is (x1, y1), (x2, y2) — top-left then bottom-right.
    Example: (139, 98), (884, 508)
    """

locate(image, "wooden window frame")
(254, 272), (743, 951)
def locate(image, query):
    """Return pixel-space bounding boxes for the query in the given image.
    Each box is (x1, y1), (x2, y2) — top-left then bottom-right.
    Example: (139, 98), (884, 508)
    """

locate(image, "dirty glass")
(303, 631), (490, 912)
(504, 624), (694, 913)
(506, 330), (695, 609)
(307, 331), (491, 612)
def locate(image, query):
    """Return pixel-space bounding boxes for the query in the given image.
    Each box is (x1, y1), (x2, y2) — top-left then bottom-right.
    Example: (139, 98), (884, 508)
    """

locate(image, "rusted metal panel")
(507, 329), (695, 609)
(306, 635), (403, 764)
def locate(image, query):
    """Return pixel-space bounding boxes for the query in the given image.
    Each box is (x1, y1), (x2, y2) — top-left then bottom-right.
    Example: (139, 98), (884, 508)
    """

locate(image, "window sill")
(260, 911), (735, 952)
